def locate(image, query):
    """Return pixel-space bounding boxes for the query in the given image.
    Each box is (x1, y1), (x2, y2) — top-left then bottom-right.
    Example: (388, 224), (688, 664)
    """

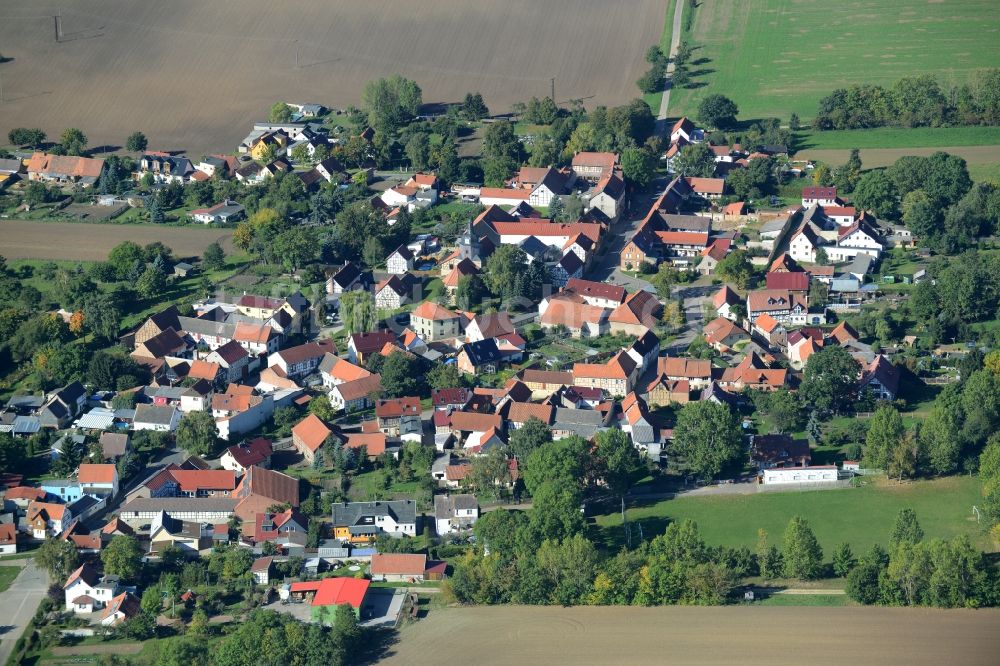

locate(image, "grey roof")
(830, 278), (860, 292)
(7, 395), (44, 410)
(658, 213), (711, 232)
(133, 404), (177, 426)
(100, 432), (130, 458)
(13, 416), (40, 434)
(122, 497), (238, 514)
(553, 408), (605, 438)
(146, 386), (187, 401)
(178, 316), (237, 339)
(434, 494), (478, 520)
(460, 339), (503, 367)
(331, 500), (417, 527)
(553, 408), (605, 426)
(842, 253), (874, 276)
(760, 216), (790, 234)
(67, 495), (100, 515)
(0, 158), (22, 174)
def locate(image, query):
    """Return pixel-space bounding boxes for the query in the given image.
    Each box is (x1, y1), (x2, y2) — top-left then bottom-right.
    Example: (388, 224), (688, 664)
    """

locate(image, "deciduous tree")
(782, 516), (824, 580)
(175, 410), (218, 456)
(672, 400), (742, 480)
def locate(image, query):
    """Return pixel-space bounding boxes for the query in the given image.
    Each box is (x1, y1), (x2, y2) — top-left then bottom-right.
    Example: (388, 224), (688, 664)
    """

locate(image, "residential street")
(0, 560), (48, 665)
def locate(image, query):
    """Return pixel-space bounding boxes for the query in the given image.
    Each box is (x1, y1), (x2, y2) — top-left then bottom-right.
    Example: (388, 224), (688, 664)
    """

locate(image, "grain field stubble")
(0, 0), (668, 155)
(384, 605), (1000, 666)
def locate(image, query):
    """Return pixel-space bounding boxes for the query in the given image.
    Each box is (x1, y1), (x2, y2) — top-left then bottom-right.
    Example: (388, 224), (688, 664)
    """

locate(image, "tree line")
(813, 70), (1000, 130)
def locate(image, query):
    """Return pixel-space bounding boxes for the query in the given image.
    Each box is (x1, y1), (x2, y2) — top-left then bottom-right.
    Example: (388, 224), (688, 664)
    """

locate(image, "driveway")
(0, 560), (48, 664)
(666, 281), (717, 354)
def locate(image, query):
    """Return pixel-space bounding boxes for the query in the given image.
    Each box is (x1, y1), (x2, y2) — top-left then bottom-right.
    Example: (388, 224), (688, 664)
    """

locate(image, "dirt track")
(798, 145), (1000, 169)
(0, 0), (667, 155)
(0, 219), (233, 261)
(384, 606), (1000, 665)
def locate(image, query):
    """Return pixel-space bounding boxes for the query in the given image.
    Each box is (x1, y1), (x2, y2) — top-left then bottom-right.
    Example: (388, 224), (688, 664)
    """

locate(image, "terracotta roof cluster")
(27, 152), (105, 179)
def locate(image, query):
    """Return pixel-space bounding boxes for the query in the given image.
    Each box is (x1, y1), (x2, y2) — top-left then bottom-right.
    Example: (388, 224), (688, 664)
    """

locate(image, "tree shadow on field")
(89, 144), (122, 155)
(419, 101), (458, 117)
(589, 507), (673, 552)
(356, 627), (399, 665)
(0, 55), (14, 64)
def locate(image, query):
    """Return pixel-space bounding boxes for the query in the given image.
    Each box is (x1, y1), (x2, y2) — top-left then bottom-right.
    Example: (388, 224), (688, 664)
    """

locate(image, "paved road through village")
(0, 560), (48, 665)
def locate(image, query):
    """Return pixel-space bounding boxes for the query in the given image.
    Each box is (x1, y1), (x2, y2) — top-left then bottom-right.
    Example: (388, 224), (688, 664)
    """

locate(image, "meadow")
(593, 476), (988, 554)
(669, 0), (1000, 123)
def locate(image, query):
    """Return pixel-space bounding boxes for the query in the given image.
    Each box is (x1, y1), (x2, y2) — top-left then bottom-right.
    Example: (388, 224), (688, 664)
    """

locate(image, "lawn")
(794, 126), (1000, 152)
(593, 476), (988, 555)
(668, 0), (1000, 123)
(968, 162), (1000, 185)
(0, 565), (20, 593)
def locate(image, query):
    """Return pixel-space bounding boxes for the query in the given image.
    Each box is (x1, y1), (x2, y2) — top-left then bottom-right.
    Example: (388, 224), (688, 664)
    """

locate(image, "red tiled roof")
(506, 402), (554, 424)
(765, 271), (809, 291)
(755, 313), (781, 333)
(292, 414), (332, 452)
(712, 285), (741, 309)
(4, 486), (45, 501)
(479, 187), (530, 201)
(654, 230), (709, 246)
(412, 300), (459, 321)
(78, 464), (116, 485)
(747, 289), (806, 314)
(345, 433), (387, 456)
(657, 357), (711, 379)
(684, 177), (725, 194)
(371, 553), (427, 576)
(169, 469), (237, 493)
(565, 278), (626, 303)
(447, 411), (502, 433)
(572, 151), (618, 170)
(375, 397), (420, 419)
(311, 577), (370, 609)
(27, 152), (104, 178)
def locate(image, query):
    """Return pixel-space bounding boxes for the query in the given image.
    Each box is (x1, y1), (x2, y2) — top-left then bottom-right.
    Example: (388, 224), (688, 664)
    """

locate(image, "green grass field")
(969, 162), (1000, 185)
(593, 476), (987, 555)
(669, 0), (1000, 122)
(0, 565), (20, 593)
(795, 126), (1000, 151)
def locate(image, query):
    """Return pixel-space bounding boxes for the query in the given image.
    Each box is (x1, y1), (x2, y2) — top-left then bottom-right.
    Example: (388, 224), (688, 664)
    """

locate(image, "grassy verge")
(642, 0), (677, 113)
(592, 475), (987, 554)
(754, 594), (853, 607)
(0, 565), (20, 593)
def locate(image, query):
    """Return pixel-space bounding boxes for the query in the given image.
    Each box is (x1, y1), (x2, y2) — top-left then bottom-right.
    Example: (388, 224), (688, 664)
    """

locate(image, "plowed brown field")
(0, 219), (233, 261)
(0, 0), (667, 155)
(384, 606), (1000, 665)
